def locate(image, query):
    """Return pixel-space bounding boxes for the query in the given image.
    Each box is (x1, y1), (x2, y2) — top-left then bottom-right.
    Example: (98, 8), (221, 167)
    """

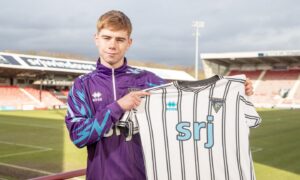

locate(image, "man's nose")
(108, 39), (117, 49)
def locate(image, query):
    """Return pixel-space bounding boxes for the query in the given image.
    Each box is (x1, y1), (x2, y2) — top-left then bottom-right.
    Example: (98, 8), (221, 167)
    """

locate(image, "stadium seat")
(23, 87), (65, 107)
(0, 86), (36, 108)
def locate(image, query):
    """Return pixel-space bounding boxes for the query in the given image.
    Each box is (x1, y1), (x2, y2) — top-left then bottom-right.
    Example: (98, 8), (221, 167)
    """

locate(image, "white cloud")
(0, 0), (299, 66)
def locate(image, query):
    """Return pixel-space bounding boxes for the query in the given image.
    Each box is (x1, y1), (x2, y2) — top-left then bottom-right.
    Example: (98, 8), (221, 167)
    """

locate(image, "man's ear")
(94, 33), (99, 46)
(128, 38), (133, 47)
(125, 38), (133, 52)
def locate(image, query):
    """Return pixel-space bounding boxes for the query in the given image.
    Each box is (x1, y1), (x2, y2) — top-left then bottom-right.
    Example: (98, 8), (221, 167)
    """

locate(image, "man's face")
(95, 28), (132, 69)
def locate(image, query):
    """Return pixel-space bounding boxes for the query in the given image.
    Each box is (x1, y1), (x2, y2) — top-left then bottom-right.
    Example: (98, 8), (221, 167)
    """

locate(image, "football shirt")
(119, 74), (261, 180)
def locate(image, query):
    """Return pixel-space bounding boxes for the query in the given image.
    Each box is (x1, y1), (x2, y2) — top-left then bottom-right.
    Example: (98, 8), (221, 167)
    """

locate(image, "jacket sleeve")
(144, 71), (167, 88)
(65, 78), (124, 148)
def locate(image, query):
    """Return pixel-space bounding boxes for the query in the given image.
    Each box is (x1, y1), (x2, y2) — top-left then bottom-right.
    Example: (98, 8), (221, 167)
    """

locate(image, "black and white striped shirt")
(119, 74), (261, 180)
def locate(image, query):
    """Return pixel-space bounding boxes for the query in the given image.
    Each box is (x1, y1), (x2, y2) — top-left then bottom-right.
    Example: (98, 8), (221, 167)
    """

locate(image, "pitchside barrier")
(30, 168), (86, 180)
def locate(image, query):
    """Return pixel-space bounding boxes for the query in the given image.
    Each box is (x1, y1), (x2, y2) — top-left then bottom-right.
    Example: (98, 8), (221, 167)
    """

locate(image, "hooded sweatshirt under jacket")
(65, 58), (165, 180)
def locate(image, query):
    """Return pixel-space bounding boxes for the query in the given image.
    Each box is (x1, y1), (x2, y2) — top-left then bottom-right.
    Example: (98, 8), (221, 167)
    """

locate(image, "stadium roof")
(0, 52), (194, 81)
(201, 50), (300, 66)
(132, 66), (195, 81)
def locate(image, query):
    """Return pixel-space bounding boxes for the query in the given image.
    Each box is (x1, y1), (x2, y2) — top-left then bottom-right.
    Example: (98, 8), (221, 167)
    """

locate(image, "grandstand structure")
(0, 52), (194, 111)
(202, 50), (300, 108)
(4, 50), (300, 110)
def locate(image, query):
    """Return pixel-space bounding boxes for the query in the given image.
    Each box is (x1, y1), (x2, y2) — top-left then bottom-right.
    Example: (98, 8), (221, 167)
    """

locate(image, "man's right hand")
(117, 91), (150, 111)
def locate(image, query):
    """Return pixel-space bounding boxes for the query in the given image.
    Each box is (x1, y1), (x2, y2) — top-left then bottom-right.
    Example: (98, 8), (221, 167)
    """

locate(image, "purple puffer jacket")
(65, 58), (165, 180)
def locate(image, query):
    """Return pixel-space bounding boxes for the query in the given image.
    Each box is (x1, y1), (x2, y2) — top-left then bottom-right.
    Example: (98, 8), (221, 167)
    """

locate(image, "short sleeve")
(240, 95), (262, 128)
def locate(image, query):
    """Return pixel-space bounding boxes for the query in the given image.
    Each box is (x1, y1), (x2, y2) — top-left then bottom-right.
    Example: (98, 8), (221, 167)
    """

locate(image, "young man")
(65, 10), (254, 180)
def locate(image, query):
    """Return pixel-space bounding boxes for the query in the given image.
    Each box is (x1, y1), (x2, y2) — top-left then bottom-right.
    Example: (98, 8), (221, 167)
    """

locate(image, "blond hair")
(97, 10), (132, 36)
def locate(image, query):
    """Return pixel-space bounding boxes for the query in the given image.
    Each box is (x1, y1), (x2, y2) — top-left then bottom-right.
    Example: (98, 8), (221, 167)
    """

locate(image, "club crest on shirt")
(210, 98), (224, 113)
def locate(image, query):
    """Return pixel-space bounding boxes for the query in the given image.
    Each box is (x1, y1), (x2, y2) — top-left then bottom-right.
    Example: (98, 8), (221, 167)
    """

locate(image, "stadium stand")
(229, 69), (300, 107)
(288, 73), (300, 104)
(1, 50), (300, 110)
(0, 52), (195, 111)
(2, 50), (300, 179)
(2, 50), (300, 109)
(23, 87), (65, 107)
(228, 70), (262, 80)
(202, 50), (300, 108)
(51, 89), (68, 103)
(0, 86), (36, 108)
(61, 90), (69, 96)
(294, 90), (300, 104)
(0, 86), (65, 110)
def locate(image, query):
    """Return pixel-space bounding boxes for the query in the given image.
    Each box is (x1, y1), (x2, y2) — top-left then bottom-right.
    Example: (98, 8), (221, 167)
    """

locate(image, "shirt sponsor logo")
(166, 101), (177, 111)
(176, 115), (214, 149)
(92, 91), (102, 102)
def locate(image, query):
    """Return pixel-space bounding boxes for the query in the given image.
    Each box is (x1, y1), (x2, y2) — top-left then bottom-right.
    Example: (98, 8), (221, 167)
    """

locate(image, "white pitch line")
(0, 121), (61, 129)
(0, 161), (84, 180)
(0, 162), (53, 175)
(251, 147), (263, 153)
(0, 141), (54, 176)
(0, 149), (52, 158)
(0, 140), (52, 150)
(0, 140), (53, 158)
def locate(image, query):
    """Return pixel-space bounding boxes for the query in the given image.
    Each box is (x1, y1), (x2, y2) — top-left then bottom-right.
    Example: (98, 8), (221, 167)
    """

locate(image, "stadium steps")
(228, 70), (262, 80)
(286, 73), (300, 100)
(51, 90), (67, 103)
(23, 87), (65, 108)
(0, 86), (37, 108)
(62, 90), (69, 96)
(253, 70), (266, 91)
(19, 87), (44, 107)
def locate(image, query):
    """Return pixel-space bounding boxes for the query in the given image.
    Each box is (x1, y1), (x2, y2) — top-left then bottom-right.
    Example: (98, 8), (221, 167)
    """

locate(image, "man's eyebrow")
(116, 37), (126, 40)
(100, 35), (126, 40)
(101, 35), (112, 38)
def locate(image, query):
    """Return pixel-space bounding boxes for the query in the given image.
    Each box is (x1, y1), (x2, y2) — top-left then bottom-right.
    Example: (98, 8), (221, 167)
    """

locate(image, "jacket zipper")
(112, 68), (117, 101)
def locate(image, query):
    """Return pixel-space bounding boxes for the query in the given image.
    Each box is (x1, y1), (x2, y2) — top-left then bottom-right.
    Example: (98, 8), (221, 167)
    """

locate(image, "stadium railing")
(30, 168), (85, 180)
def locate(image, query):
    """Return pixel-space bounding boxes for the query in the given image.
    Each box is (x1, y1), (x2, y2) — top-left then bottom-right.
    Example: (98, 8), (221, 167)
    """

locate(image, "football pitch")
(0, 109), (299, 180)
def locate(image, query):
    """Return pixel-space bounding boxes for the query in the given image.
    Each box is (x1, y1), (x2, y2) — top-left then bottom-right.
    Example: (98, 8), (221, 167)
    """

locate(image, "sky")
(0, 0), (299, 66)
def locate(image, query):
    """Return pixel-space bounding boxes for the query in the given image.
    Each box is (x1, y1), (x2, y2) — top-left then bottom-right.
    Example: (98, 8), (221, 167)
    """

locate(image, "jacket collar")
(96, 57), (128, 75)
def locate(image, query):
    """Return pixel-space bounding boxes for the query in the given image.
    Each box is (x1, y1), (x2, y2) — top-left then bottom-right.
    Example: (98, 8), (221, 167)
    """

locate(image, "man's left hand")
(245, 78), (254, 96)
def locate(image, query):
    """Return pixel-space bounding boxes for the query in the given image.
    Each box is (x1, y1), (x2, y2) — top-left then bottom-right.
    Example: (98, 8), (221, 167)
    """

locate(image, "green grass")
(251, 109), (300, 179)
(0, 109), (300, 179)
(0, 110), (86, 180)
